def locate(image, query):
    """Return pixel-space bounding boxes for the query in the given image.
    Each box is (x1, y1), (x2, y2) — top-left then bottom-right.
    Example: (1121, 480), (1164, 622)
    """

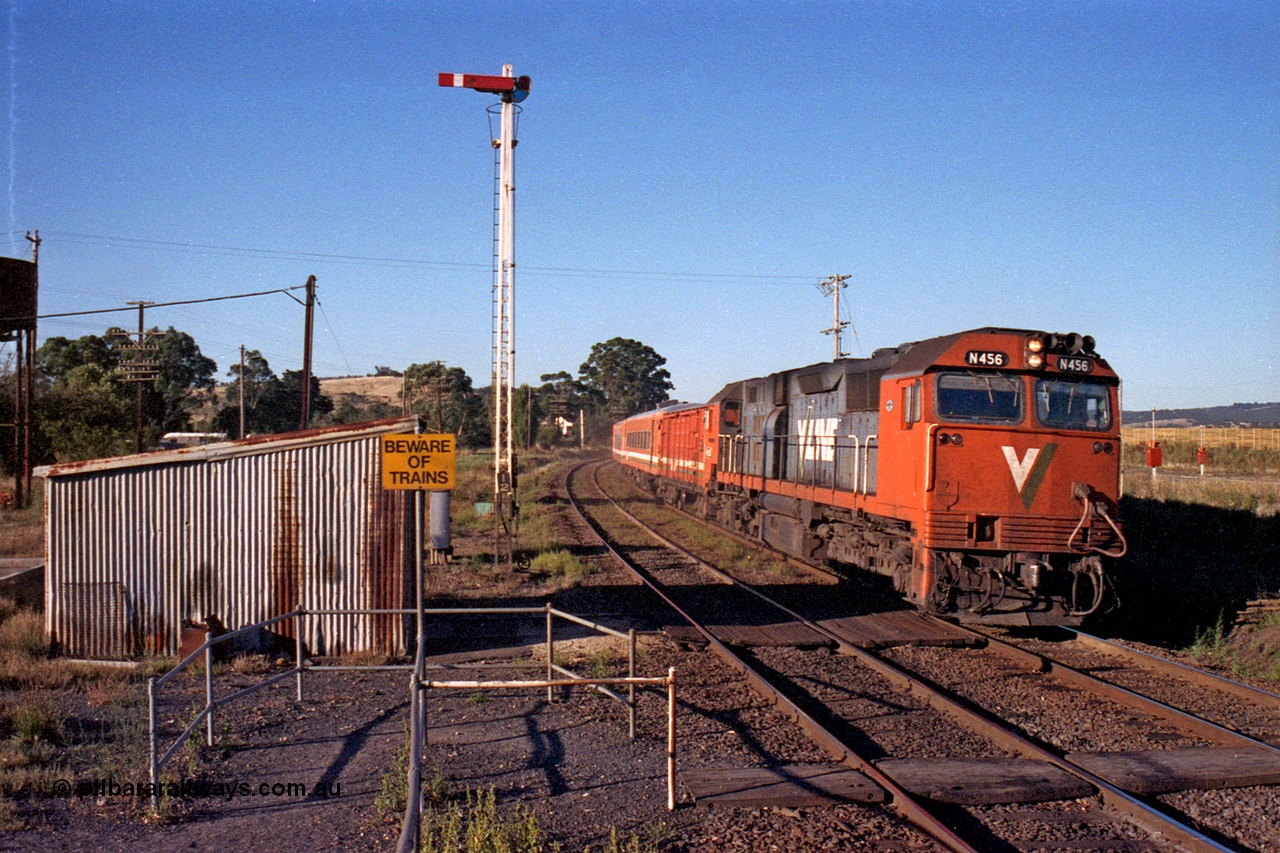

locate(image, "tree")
(577, 337), (674, 418)
(37, 363), (134, 461)
(274, 369), (333, 429)
(145, 329), (218, 435)
(404, 361), (489, 449)
(37, 334), (117, 381)
(33, 328), (218, 459)
(532, 371), (589, 445)
(216, 353), (331, 436)
(512, 384), (542, 449)
(330, 398), (400, 425)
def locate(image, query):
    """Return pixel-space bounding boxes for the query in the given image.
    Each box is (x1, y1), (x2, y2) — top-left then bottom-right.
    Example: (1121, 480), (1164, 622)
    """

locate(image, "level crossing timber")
(663, 610), (981, 651)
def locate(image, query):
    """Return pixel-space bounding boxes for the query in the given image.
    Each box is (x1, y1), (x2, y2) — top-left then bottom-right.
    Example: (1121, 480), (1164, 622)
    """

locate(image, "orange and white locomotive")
(612, 328), (1125, 626)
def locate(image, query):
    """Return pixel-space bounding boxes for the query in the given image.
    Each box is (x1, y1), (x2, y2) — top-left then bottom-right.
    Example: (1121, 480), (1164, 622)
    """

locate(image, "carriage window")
(936, 372), (1023, 423)
(1035, 380), (1112, 431)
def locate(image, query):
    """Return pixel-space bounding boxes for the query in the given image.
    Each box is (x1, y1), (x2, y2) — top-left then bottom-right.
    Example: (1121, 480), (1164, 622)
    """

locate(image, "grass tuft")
(528, 549), (588, 584)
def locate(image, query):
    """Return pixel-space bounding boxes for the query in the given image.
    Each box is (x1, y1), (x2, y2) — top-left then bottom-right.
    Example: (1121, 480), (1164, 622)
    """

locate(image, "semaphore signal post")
(439, 65), (531, 569)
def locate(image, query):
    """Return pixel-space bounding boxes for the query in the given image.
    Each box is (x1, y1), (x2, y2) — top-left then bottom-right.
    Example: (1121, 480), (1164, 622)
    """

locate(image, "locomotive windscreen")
(936, 372), (1023, 423)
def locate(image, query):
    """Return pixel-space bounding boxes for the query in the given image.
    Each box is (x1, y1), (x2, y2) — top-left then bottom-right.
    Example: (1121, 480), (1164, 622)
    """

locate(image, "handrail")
(925, 423), (941, 491)
(862, 435), (878, 494)
(147, 604), (651, 816)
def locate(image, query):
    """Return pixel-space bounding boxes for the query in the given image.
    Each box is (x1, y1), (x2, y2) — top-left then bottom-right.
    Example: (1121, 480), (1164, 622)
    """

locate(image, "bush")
(529, 549), (588, 584)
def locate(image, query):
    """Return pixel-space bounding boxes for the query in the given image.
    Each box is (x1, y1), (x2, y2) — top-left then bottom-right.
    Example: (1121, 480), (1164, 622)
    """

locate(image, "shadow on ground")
(1087, 497), (1280, 647)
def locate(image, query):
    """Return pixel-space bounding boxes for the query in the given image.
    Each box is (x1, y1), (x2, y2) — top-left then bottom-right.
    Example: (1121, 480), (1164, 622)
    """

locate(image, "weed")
(0, 479), (44, 557)
(7, 696), (63, 746)
(0, 608), (45, 660)
(529, 549), (588, 584)
(586, 647), (618, 680)
(424, 768), (452, 804)
(465, 692), (490, 706)
(93, 683), (149, 781)
(230, 654), (273, 675)
(1185, 612), (1229, 661)
(421, 787), (542, 853)
(416, 783), (660, 853)
(374, 738), (410, 820)
(1123, 467), (1280, 511)
(338, 648), (393, 667)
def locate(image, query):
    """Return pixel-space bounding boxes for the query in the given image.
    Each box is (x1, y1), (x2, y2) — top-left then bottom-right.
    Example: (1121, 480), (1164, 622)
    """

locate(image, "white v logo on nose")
(1002, 446), (1040, 492)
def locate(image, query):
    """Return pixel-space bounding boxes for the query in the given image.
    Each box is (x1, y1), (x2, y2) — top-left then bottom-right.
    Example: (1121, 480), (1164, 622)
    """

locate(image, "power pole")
(818, 274), (852, 360)
(22, 232), (36, 503)
(439, 66), (531, 569)
(111, 302), (164, 453)
(300, 275), (316, 430)
(238, 344), (246, 439)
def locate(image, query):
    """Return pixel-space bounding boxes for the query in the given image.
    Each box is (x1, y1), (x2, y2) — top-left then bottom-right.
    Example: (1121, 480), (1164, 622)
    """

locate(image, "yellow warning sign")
(380, 433), (456, 491)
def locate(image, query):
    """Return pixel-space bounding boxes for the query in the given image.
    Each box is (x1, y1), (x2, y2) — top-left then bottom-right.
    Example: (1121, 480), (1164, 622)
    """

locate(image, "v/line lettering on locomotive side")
(799, 417), (839, 462)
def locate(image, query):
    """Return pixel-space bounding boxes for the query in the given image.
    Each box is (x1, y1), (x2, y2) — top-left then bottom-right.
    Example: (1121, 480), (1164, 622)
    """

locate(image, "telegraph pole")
(22, 233), (36, 502)
(238, 344), (246, 439)
(818, 274), (852, 360)
(439, 66), (531, 569)
(111, 302), (164, 453)
(300, 275), (316, 430)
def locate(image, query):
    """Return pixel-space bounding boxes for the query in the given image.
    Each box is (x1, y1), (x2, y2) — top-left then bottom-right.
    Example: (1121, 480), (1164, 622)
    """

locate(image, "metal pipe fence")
(146, 604), (674, 827)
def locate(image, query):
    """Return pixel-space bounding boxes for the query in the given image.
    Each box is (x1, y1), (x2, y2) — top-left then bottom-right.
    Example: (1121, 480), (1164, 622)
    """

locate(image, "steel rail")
(590, 461), (1235, 853)
(567, 461), (979, 853)
(949, 621), (1280, 756)
(609, 459), (840, 583)
(1069, 629), (1280, 708)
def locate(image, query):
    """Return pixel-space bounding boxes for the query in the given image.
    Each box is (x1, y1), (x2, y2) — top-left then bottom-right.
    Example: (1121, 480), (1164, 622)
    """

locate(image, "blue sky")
(3, 1), (1276, 412)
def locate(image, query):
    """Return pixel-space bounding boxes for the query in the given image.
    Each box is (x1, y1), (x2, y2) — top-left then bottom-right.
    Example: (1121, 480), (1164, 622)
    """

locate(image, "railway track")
(569, 460), (1280, 852)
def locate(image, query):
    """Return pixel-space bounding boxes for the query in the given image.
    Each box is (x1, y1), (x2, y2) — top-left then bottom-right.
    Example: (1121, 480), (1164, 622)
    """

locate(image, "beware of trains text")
(380, 434), (456, 490)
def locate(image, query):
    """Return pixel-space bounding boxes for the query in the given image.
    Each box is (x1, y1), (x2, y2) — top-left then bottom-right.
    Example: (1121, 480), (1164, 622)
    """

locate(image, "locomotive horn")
(1064, 333), (1085, 354)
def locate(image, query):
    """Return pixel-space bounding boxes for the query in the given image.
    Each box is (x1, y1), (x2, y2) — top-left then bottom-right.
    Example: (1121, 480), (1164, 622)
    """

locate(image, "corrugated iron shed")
(36, 417), (420, 659)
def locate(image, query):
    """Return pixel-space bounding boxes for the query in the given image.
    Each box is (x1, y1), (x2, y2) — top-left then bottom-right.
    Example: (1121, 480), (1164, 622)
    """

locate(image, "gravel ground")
(10, 457), (1279, 851)
(877, 641), (1280, 851)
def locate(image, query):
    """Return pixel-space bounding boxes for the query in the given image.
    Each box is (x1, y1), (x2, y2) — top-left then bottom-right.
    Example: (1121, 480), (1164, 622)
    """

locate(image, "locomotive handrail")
(925, 423), (941, 492)
(847, 434), (861, 496)
(862, 435), (878, 494)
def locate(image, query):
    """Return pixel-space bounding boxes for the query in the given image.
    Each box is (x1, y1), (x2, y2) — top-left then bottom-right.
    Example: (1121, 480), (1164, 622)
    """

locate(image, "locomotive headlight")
(1027, 353), (1044, 369)
(1027, 337), (1044, 353)
(951, 433), (963, 446)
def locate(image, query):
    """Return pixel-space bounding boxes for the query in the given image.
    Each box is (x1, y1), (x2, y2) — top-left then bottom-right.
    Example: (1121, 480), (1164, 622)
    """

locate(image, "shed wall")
(45, 430), (409, 659)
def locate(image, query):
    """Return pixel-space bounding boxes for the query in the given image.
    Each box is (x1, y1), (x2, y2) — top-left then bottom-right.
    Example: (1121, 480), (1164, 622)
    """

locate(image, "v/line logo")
(1001, 443), (1058, 510)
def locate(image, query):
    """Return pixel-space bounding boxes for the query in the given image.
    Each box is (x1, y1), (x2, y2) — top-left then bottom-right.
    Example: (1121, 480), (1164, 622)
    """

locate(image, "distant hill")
(320, 375), (403, 405)
(1122, 402), (1280, 428)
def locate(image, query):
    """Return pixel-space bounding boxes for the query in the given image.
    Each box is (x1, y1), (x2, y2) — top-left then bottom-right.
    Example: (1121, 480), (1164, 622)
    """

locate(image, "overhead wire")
(315, 296), (353, 377)
(5, 285), (307, 324)
(31, 229), (818, 284)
